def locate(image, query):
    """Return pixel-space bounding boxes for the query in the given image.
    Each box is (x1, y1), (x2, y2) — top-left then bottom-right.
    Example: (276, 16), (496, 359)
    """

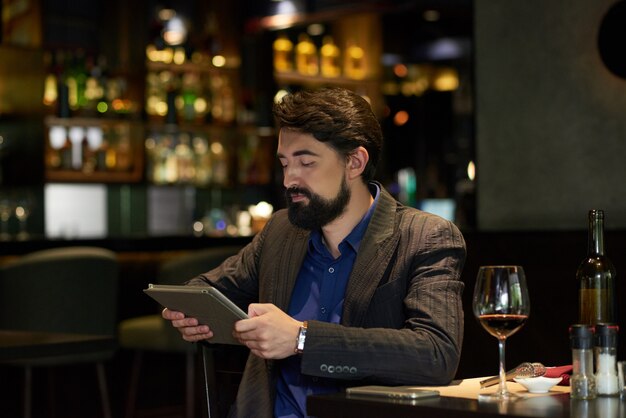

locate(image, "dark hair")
(273, 87), (382, 182)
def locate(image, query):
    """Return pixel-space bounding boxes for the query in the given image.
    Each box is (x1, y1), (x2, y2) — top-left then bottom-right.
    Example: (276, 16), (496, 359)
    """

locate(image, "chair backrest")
(157, 245), (243, 286)
(0, 246), (119, 336)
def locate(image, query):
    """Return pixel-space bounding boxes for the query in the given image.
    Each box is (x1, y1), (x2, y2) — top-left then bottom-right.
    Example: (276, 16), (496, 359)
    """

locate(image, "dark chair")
(118, 245), (243, 418)
(0, 246), (119, 418)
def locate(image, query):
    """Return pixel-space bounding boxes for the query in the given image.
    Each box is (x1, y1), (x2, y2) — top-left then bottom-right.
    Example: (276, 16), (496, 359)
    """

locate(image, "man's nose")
(282, 166), (299, 188)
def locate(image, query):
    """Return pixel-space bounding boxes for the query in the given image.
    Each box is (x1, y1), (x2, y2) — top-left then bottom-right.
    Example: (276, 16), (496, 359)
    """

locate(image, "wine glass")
(473, 265), (530, 400)
(0, 193), (15, 240)
(15, 192), (34, 240)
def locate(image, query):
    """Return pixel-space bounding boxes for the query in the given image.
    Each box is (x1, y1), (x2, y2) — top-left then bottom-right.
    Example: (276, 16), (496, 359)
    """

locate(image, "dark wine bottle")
(577, 209), (617, 325)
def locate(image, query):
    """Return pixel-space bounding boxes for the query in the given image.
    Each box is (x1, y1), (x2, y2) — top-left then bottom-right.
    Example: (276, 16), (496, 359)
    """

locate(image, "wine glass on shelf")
(0, 193), (15, 240)
(473, 265), (530, 401)
(15, 192), (34, 241)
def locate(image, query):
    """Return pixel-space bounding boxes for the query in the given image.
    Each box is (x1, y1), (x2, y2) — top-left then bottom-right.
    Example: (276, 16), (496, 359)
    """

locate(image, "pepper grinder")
(595, 323), (619, 396)
(570, 324), (596, 399)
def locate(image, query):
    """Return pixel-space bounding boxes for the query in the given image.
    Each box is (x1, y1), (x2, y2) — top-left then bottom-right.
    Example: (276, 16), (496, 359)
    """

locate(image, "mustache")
(285, 187), (312, 199)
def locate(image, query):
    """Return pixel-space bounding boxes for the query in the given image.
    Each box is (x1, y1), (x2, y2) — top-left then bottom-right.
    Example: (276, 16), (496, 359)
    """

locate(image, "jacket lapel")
(342, 187), (401, 326)
(273, 228), (309, 312)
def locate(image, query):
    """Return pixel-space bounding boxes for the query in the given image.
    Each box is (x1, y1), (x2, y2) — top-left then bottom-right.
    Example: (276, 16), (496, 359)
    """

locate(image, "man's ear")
(347, 146), (369, 179)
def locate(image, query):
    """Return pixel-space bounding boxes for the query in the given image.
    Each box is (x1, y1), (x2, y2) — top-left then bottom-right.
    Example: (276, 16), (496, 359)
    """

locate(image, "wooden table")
(307, 379), (625, 418)
(0, 330), (116, 361)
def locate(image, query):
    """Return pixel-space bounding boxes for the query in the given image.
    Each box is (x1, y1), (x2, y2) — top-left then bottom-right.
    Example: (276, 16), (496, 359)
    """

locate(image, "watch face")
(296, 325), (307, 353)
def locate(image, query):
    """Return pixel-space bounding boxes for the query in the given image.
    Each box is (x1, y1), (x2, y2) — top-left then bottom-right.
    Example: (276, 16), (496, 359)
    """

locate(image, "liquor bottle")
(320, 36), (341, 78)
(55, 50), (71, 118)
(165, 90), (178, 125)
(73, 49), (88, 110)
(68, 126), (85, 170)
(577, 210), (617, 325)
(114, 125), (132, 172)
(295, 33), (318, 76)
(65, 49), (87, 112)
(175, 133), (194, 182)
(210, 141), (229, 186)
(344, 40), (365, 80)
(43, 50), (58, 108)
(180, 73), (199, 122)
(273, 33), (293, 72)
(193, 134), (212, 186)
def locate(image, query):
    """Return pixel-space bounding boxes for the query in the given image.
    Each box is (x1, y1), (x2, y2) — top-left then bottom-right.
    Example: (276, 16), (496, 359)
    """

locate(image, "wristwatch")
(295, 321), (308, 354)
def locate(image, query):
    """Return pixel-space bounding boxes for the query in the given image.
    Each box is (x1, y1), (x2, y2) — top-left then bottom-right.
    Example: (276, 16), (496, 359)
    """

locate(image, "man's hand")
(233, 303), (303, 359)
(162, 308), (214, 342)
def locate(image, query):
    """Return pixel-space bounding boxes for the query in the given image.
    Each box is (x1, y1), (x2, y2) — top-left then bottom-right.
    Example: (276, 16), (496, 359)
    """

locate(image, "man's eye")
(301, 161), (314, 167)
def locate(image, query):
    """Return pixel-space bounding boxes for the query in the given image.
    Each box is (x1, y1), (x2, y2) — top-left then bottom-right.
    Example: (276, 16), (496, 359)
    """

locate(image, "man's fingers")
(172, 317), (200, 328)
(182, 330), (213, 342)
(162, 308), (184, 320)
(182, 326), (212, 337)
(233, 317), (257, 333)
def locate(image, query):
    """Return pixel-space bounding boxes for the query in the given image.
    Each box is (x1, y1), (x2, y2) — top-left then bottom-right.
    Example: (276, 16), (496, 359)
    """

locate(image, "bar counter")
(0, 234), (253, 257)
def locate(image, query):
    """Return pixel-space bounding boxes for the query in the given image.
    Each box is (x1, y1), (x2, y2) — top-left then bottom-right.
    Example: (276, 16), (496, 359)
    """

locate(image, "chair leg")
(47, 368), (57, 418)
(24, 366), (32, 418)
(125, 350), (144, 418)
(96, 362), (112, 418)
(200, 345), (218, 418)
(185, 351), (195, 418)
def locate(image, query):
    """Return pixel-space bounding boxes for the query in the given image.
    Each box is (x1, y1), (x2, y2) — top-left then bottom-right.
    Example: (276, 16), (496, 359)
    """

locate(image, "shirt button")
(321, 307), (327, 314)
(328, 267), (335, 273)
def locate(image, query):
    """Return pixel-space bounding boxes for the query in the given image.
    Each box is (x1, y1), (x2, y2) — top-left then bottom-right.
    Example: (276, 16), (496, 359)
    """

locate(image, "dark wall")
(475, 0), (626, 230)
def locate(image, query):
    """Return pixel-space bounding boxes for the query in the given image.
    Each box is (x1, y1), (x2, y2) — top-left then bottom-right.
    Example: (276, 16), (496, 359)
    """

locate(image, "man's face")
(277, 129), (351, 230)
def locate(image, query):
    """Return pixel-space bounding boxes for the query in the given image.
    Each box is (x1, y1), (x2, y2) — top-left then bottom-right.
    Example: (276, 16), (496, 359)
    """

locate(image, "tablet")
(144, 284), (248, 345)
(346, 385), (440, 400)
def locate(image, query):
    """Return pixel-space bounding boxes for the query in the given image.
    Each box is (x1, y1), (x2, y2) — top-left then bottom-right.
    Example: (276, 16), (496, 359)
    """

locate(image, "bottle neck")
(588, 211), (605, 256)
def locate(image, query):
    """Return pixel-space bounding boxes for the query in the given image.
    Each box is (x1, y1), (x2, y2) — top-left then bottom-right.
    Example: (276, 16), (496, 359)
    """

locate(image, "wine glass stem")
(498, 337), (508, 395)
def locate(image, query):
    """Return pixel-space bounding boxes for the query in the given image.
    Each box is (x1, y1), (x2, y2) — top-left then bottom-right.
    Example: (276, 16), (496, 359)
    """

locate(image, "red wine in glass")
(478, 314), (528, 339)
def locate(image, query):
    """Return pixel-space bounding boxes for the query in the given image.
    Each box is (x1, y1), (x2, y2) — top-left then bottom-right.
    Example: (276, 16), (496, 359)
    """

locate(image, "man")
(163, 87), (466, 418)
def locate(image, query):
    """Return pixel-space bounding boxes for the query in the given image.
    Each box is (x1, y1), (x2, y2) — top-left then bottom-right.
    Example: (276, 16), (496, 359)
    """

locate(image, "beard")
(285, 177), (351, 230)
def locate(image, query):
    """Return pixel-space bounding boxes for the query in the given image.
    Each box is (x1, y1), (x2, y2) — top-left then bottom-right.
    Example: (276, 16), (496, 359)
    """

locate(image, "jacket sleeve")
(299, 213), (466, 386)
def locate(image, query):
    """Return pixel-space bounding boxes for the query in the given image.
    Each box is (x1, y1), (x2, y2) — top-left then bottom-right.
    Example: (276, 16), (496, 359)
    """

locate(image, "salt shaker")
(570, 324), (596, 399)
(595, 323), (619, 396)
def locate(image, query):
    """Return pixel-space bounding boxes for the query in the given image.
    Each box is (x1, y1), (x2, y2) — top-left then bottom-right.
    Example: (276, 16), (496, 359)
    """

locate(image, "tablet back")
(144, 284), (248, 345)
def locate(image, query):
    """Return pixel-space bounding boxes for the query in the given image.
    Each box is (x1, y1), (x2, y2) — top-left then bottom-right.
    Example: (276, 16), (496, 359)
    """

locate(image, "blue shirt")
(274, 183), (380, 418)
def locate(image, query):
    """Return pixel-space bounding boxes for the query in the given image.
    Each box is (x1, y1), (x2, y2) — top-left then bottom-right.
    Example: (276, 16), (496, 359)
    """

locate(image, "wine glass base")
(478, 391), (523, 402)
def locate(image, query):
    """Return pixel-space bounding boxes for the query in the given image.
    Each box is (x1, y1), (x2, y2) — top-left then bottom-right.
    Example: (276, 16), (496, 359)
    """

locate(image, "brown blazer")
(189, 183), (466, 418)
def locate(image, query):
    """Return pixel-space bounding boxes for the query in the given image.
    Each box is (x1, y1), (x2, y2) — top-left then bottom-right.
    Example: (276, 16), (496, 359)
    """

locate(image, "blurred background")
(0, 0), (476, 241)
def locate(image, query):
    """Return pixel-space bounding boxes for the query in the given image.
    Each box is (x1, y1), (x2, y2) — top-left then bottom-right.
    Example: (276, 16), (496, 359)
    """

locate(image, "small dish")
(513, 376), (563, 393)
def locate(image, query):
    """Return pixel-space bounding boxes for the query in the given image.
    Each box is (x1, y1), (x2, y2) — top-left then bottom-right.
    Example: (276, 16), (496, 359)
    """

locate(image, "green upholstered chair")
(118, 245), (242, 418)
(0, 246), (119, 418)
